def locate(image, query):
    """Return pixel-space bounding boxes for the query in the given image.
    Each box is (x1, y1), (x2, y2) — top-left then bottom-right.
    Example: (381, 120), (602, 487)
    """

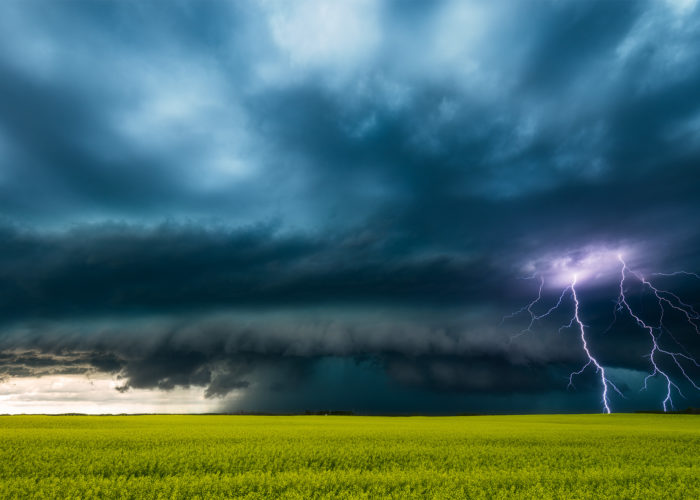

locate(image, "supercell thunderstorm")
(504, 248), (700, 413)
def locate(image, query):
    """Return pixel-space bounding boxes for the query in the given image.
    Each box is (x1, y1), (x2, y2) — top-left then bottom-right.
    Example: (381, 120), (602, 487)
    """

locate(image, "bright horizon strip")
(0, 375), (219, 414)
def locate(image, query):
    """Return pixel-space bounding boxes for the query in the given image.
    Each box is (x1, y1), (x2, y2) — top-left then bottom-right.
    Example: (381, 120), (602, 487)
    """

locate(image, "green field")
(0, 414), (697, 499)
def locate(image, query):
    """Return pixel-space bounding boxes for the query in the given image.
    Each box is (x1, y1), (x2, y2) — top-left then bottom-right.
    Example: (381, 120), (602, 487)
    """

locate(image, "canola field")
(0, 414), (697, 499)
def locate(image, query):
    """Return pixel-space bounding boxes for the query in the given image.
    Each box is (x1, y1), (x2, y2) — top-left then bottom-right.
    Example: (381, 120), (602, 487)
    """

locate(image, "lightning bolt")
(502, 276), (571, 341)
(504, 253), (699, 413)
(567, 274), (625, 414)
(614, 255), (700, 412)
(504, 274), (619, 413)
(651, 271), (700, 280)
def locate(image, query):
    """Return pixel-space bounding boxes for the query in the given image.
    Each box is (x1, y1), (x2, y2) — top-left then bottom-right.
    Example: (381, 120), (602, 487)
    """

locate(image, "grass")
(0, 414), (697, 498)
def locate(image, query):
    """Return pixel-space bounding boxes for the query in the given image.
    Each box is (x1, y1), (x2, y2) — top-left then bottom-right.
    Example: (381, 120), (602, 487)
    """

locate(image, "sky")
(0, 0), (699, 414)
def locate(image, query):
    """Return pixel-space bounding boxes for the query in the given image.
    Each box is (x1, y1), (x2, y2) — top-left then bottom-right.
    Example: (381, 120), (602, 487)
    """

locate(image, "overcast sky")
(1, 0), (699, 414)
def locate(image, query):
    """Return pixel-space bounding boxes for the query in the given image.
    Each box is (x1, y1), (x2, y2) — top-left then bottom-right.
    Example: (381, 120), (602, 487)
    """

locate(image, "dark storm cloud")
(0, 0), (699, 412)
(2, 288), (695, 411)
(0, 221), (504, 322)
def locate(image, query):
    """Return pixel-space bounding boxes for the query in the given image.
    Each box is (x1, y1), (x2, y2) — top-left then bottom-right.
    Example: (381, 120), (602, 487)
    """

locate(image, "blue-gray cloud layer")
(0, 0), (699, 413)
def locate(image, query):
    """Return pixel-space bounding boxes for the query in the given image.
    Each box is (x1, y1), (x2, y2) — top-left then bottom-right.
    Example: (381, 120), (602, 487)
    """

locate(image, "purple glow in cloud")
(521, 245), (632, 289)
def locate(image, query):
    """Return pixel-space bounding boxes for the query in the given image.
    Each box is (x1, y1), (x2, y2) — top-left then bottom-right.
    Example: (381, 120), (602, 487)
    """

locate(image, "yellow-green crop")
(0, 414), (697, 499)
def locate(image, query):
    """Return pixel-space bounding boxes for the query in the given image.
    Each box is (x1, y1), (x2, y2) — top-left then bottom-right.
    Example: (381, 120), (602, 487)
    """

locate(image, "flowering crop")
(0, 414), (697, 498)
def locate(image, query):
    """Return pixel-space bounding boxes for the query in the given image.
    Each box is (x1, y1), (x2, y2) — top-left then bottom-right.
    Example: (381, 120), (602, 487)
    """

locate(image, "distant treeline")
(4, 409), (698, 417)
(635, 407), (699, 415)
(304, 410), (354, 416)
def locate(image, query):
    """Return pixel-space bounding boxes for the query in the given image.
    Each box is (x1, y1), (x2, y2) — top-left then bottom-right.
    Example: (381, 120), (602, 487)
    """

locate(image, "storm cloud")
(0, 0), (699, 413)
